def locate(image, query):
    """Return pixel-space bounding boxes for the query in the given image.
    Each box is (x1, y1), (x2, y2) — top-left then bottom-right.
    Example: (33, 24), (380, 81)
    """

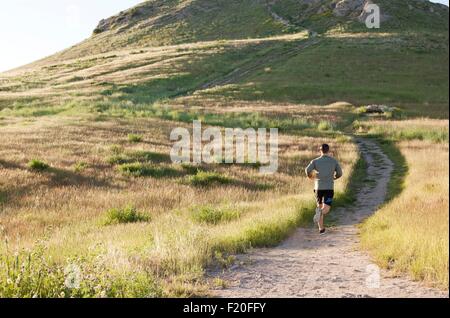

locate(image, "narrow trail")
(211, 138), (446, 298)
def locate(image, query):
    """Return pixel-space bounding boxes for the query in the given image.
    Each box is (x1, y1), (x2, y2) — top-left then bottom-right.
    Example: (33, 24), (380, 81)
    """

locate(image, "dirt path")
(211, 138), (447, 298)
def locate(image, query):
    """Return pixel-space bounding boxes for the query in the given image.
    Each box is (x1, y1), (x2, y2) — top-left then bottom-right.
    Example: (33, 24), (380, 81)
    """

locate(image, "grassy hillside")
(204, 34), (449, 117)
(53, 0), (450, 60)
(1, 1), (448, 117)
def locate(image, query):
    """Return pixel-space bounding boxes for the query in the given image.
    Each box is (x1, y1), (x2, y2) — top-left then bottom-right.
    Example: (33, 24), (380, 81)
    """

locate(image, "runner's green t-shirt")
(305, 155), (343, 190)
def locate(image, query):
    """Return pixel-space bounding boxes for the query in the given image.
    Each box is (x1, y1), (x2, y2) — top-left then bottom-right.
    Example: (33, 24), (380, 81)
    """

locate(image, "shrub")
(186, 171), (232, 187)
(118, 163), (180, 178)
(128, 134), (143, 143)
(108, 155), (127, 165)
(129, 151), (169, 163)
(74, 162), (88, 172)
(190, 205), (241, 225)
(181, 163), (202, 175)
(93, 27), (103, 35)
(108, 151), (169, 166)
(103, 206), (150, 225)
(317, 120), (335, 131)
(28, 159), (50, 171)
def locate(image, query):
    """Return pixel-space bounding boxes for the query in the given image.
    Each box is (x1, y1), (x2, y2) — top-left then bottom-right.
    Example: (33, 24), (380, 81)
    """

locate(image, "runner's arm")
(305, 161), (316, 179)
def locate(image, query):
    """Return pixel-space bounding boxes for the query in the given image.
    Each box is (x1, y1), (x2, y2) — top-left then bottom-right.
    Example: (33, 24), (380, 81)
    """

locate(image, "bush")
(186, 171), (232, 187)
(93, 27), (103, 35)
(118, 163), (180, 178)
(74, 162), (88, 172)
(28, 159), (50, 171)
(180, 163), (201, 175)
(190, 205), (241, 225)
(317, 120), (335, 131)
(103, 206), (150, 225)
(108, 151), (170, 165)
(128, 134), (143, 143)
(107, 155), (129, 165)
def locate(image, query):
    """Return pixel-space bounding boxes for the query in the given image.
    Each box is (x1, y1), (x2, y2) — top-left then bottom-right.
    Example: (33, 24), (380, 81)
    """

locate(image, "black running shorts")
(314, 190), (334, 206)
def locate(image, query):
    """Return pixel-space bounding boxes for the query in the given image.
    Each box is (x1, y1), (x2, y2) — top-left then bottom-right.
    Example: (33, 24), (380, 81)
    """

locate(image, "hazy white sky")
(0, 0), (144, 72)
(0, 0), (448, 72)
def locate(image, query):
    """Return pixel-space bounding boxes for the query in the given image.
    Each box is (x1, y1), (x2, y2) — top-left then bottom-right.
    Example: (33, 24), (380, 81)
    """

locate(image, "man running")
(305, 144), (343, 235)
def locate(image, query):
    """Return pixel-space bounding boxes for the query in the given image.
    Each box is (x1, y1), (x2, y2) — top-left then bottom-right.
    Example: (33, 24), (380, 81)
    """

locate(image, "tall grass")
(354, 119), (449, 143)
(0, 114), (358, 297)
(361, 139), (449, 289)
(0, 242), (161, 298)
(89, 101), (321, 133)
(103, 206), (150, 225)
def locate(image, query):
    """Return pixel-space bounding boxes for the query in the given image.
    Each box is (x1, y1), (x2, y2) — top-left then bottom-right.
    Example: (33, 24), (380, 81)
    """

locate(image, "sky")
(0, 0), (144, 72)
(0, 0), (448, 73)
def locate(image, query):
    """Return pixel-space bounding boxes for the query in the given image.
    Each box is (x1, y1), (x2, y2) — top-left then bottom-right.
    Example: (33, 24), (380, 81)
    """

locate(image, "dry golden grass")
(354, 118), (449, 143)
(361, 120), (449, 290)
(0, 112), (358, 296)
(0, 33), (309, 107)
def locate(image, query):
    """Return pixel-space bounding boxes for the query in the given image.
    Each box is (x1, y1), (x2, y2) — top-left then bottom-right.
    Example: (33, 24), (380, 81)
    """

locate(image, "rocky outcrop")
(93, 1), (167, 34)
(364, 105), (396, 114)
(333, 0), (366, 17)
(332, 0), (390, 23)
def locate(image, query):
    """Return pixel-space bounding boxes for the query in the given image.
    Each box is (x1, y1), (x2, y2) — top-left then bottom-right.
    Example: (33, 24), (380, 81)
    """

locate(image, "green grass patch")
(353, 120), (449, 143)
(73, 162), (89, 173)
(28, 159), (50, 171)
(118, 163), (181, 178)
(190, 205), (241, 225)
(108, 150), (170, 165)
(317, 120), (335, 132)
(374, 139), (408, 203)
(128, 134), (143, 143)
(333, 151), (367, 208)
(0, 191), (6, 205)
(102, 206), (150, 225)
(212, 37), (448, 118)
(185, 171), (232, 187)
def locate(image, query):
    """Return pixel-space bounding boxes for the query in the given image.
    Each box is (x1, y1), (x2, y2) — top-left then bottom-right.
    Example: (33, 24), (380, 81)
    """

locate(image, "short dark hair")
(320, 144), (330, 153)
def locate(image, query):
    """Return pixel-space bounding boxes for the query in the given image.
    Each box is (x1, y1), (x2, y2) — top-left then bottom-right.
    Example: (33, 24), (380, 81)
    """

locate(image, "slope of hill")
(0, 0), (448, 117)
(52, 0), (450, 60)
